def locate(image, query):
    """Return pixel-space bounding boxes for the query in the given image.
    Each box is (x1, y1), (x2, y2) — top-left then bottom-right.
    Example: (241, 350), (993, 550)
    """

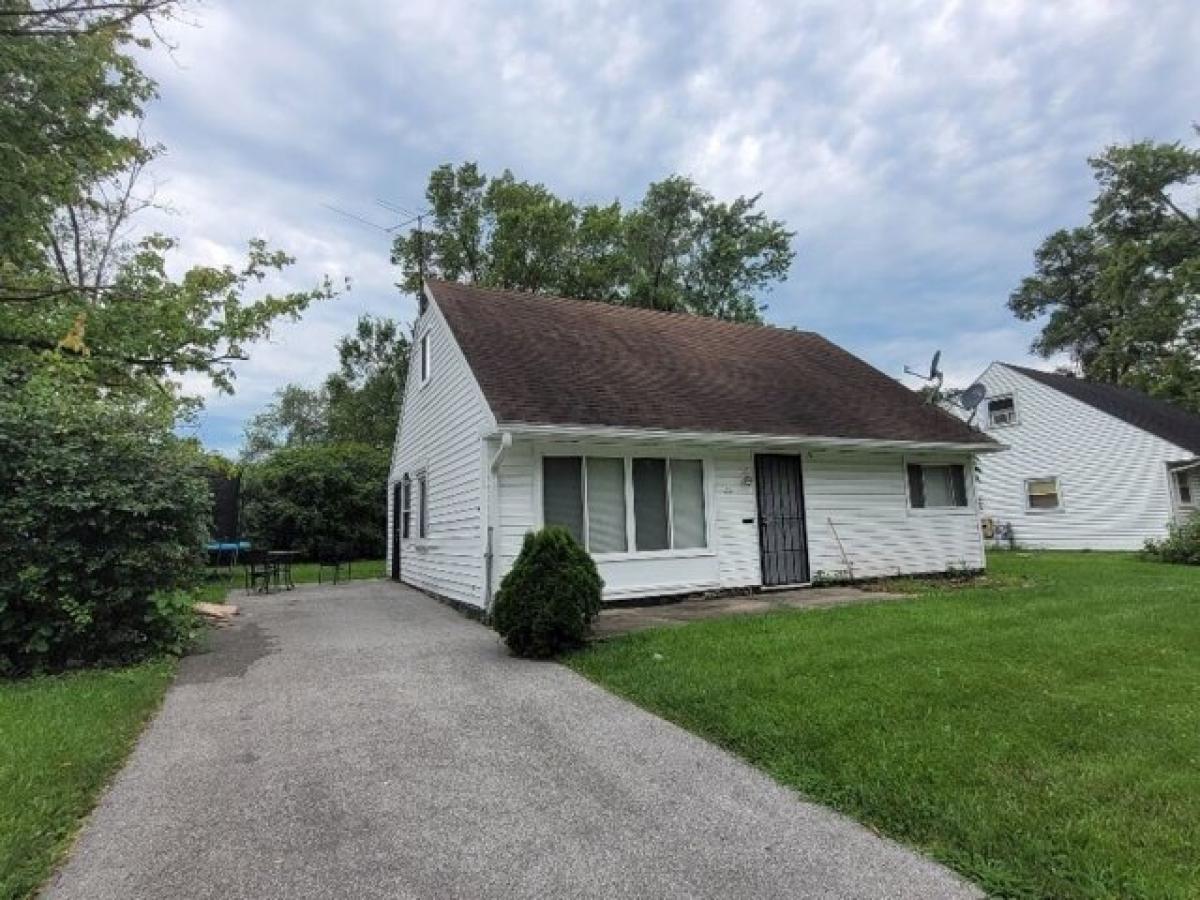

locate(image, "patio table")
(267, 550), (301, 590)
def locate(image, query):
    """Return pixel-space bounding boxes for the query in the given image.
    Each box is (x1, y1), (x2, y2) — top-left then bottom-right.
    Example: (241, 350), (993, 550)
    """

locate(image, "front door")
(391, 482), (402, 581)
(755, 454), (810, 586)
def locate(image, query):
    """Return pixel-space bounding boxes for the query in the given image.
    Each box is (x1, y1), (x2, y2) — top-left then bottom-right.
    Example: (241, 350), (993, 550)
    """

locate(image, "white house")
(387, 280), (1001, 612)
(970, 362), (1200, 550)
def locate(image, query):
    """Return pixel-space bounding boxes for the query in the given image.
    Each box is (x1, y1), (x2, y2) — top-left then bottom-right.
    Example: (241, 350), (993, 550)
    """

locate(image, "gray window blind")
(585, 457), (627, 553)
(543, 456), (584, 545)
(633, 458), (669, 551)
(669, 459), (706, 548)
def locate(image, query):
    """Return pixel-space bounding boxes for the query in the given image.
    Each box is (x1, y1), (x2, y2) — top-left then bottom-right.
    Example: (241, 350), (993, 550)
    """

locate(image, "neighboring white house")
(970, 362), (1200, 550)
(388, 279), (1001, 612)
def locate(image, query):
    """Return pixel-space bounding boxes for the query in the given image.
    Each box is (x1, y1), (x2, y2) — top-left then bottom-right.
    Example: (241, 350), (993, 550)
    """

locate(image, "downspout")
(484, 432), (513, 613)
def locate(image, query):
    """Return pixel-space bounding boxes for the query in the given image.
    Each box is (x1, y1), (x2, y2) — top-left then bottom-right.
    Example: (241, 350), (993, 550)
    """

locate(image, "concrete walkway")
(44, 582), (978, 900)
(594, 585), (905, 637)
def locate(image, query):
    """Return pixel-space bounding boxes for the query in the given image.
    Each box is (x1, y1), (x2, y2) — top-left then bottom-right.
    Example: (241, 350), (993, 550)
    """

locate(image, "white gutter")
(483, 432), (513, 613)
(489, 431), (513, 471)
(496, 422), (1006, 454)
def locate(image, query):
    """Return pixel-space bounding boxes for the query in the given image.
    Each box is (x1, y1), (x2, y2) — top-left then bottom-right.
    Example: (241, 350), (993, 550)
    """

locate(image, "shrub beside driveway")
(570, 551), (1200, 899)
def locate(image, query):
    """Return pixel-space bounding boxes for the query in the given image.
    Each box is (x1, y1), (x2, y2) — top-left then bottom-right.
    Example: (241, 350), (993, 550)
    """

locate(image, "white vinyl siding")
(804, 450), (983, 581)
(495, 440), (983, 599)
(387, 298), (493, 607)
(973, 363), (1190, 550)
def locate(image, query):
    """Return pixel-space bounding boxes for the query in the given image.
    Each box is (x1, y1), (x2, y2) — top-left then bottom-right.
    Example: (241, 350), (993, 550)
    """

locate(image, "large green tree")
(1010, 132), (1200, 408)
(392, 163), (795, 323)
(242, 314), (409, 459)
(0, 1), (338, 672)
(0, 0), (338, 412)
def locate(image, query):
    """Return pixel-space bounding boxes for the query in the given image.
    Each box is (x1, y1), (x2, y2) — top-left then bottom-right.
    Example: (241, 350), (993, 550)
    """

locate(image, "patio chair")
(316, 545), (352, 585)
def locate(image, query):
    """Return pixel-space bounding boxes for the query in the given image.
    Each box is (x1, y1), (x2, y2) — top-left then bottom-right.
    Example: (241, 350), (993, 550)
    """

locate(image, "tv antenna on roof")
(905, 350), (944, 403)
(320, 199), (430, 282)
(904, 350), (989, 425)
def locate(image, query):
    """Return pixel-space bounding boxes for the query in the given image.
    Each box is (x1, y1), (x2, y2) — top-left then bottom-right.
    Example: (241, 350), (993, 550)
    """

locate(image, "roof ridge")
(425, 277), (818, 338)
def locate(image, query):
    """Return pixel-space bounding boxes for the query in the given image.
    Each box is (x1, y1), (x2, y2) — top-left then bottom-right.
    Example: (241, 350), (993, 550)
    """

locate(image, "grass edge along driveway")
(0, 659), (176, 900)
(569, 552), (1200, 900)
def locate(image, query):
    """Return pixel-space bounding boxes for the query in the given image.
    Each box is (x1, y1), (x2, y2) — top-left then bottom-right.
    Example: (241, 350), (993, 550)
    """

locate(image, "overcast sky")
(135, 0), (1199, 455)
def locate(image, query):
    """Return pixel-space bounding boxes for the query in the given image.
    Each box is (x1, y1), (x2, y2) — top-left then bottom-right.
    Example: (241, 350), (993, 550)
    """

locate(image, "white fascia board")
(490, 422), (1006, 454)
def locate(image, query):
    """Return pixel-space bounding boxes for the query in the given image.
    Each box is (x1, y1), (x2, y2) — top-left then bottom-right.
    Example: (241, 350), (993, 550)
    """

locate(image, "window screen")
(907, 464), (968, 509)
(1026, 477), (1060, 510)
(543, 456), (584, 545)
(669, 459), (706, 548)
(585, 457), (627, 553)
(632, 458), (670, 550)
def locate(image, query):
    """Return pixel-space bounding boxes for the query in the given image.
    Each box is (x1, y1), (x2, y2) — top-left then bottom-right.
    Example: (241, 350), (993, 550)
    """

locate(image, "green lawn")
(569, 552), (1200, 899)
(201, 557), (385, 598)
(0, 659), (176, 900)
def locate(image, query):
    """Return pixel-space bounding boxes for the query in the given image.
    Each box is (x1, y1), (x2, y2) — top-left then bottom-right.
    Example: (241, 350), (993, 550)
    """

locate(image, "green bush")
(0, 396), (209, 676)
(492, 527), (604, 658)
(1143, 512), (1200, 565)
(241, 442), (389, 560)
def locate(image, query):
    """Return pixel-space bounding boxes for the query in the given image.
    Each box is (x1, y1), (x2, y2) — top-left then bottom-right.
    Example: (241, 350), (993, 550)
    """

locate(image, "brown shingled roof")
(427, 279), (995, 446)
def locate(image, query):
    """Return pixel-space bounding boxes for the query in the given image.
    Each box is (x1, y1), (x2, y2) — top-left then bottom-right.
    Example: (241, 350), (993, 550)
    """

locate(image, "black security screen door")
(755, 454), (810, 586)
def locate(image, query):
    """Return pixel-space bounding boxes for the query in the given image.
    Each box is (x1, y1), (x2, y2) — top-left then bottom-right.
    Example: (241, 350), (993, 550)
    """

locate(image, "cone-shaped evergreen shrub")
(492, 527), (604, 658)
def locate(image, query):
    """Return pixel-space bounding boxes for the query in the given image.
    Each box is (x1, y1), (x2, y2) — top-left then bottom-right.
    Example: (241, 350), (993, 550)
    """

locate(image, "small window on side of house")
(907, 463), (968, 509)
(400, 475), (412, 539)
(419, 333), (430, 383)
(1026, 477), (1061, 510)
(1175, 470), (1193, 505)
(987, 396), (1016, 427)
(417, 471), (428, 538)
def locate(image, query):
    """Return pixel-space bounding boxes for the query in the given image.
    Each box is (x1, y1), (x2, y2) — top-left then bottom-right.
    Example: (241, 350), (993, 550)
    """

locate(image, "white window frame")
(903, 457), (975, 516)
(1024, 475), (1064, 513)
(419, 332), (431, 385)
(1171, 468), (1194, 507)
(534, 445), (715, 560)
(416, 470), (428, 538)
(986, 394), (1018, 428)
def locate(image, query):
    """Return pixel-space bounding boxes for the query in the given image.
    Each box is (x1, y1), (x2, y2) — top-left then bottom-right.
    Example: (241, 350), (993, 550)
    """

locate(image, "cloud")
(127, 0), (1200, 452)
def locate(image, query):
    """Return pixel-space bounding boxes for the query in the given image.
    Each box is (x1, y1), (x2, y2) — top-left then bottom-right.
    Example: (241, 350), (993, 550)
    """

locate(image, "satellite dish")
(929, 350), (942, 381)
(959, 383), (986, 411)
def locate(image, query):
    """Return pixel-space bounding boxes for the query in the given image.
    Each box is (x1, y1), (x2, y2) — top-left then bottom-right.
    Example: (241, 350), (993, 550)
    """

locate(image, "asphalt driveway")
(44, 581), (979, 900)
